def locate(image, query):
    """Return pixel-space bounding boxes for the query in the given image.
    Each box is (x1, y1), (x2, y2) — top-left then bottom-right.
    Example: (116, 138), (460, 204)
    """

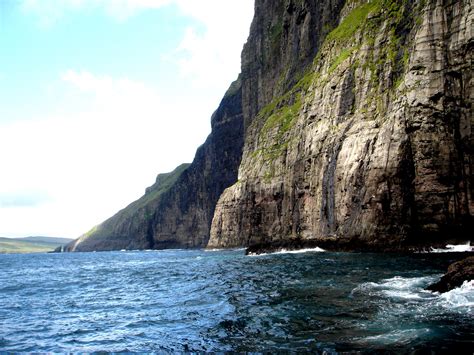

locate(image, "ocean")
(0, 249), (472, 353)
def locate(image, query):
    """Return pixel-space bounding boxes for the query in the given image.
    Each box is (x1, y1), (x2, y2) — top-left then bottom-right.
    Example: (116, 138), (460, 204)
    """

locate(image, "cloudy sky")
(0, 0), (254, 238)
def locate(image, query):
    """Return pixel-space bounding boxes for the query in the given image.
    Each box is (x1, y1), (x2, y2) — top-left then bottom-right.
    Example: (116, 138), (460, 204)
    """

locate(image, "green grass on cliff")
(120, 163), (190, 217)
(326, 0), (382, 43)
(262, 97), (302, 135)
(328, 47), (357, 74)
(141, 163), (190, 207)
(81, 163), (190, 240)
(250, 0), (416, 174)
(223, 75), (242, 98)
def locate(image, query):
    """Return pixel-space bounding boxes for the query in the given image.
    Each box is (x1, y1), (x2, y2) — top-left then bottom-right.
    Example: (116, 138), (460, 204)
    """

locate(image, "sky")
(0, 0), (254, 238)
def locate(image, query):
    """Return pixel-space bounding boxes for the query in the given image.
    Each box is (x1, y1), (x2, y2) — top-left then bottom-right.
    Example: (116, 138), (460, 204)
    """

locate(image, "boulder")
(427, 256), (474, 293)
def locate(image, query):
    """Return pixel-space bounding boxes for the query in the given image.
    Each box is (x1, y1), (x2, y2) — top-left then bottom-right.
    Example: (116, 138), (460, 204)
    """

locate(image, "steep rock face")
(240, 0), (346, 129)
(209, 0), (473, 249)
(66, 0), (345, 252)
(66, 80), (244, 252)
(148, 83), (244, 249)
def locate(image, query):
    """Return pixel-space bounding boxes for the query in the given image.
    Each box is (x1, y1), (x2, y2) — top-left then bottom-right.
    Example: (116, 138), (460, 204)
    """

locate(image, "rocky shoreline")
(427, 256), (474, 293)
(244, 238), (473, 255)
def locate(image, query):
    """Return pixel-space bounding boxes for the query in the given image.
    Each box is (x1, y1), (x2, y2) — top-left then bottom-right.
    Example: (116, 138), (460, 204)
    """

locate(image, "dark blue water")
(0, 249), (473, 353)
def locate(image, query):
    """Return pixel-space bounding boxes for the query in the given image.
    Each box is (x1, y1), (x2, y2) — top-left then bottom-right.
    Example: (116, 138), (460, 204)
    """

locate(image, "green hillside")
(0, 237), (73, 254)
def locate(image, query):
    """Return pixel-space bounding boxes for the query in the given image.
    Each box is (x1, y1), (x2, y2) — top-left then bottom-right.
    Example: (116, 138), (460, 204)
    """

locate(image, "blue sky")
(0, 0), (254, 238)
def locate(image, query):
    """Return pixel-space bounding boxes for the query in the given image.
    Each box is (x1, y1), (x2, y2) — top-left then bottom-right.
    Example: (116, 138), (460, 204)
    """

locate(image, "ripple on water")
(0, 250), (472, 352)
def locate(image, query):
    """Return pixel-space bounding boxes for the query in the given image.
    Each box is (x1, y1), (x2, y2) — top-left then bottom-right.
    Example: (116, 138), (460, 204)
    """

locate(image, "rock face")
(65, 79), (244, 252)
(68, 0), (472, 252)
(427, 256), (474, 293)
(65, 0), (346, 252)
(208, 0), (473, 250)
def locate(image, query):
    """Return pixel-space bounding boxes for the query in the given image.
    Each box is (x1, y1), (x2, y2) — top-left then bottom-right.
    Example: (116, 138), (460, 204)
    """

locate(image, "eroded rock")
(427, 256), (474, 293)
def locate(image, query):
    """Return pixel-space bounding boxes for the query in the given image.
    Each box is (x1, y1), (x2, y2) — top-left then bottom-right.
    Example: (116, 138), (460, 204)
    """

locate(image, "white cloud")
(21, 0), (254, 88)
(0, 70), (212, 238)
(61, 69), (163, 112)
(6, 1), (255, 238)
(173, 0), (254, 89)
(0, 190), (51, 208)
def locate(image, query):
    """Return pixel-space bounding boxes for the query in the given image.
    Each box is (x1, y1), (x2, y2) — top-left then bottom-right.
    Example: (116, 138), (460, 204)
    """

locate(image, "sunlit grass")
(0, 238), (64, 254)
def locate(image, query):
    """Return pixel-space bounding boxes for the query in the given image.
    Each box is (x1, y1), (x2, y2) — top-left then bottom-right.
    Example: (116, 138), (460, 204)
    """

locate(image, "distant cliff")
(66, 0), (472, 252)
(64, 75), (244, 251)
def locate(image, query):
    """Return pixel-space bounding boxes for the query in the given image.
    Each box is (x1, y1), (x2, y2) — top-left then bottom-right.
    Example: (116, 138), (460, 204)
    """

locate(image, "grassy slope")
(0, 237), (73, 254)
(81, 163), (191, 240)
(22, 236), (74, 244)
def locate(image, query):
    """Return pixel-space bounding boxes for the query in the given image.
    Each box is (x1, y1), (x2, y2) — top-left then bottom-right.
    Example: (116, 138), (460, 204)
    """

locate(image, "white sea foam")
(352, 275), (439, 299)
(378, 276), (436, 290)
(423, 242), (473, 253)
(354, 276), (474, 346)
(383, 289), (426, 300)
(204, 248), (246, 252)
(354, 275), (474, 314)
(439, 280), (474, 309)
(248, 247), (325, 256)
(363, 328), (431, 345)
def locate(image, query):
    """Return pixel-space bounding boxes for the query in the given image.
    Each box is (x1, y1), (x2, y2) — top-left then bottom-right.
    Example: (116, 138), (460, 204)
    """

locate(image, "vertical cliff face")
(66, 0), (347, 252)
(149, 82), (245, 249)
(240, 0), (346, 130)
(209, 0), (473, 250)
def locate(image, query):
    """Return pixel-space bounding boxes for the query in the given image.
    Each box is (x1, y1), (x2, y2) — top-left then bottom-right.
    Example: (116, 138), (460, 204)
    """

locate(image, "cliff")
(64, 77), (244, 251)
(67, 0), (472, 252)
(208, 0), (473, 250)
(64, 0), (345, 252)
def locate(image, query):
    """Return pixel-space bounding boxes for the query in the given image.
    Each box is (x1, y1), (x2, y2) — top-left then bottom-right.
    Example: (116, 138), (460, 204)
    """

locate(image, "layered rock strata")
(209, 0), (473, 250)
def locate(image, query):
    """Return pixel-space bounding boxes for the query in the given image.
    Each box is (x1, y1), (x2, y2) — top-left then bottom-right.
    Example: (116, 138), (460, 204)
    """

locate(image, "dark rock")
(427, 256), (474, 293)
(209, 0), (473, 251)
(245, 237), (430, 255)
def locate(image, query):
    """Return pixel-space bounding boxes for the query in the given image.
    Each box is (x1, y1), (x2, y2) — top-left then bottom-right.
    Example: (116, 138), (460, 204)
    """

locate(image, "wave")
(353, 275), (474, 311)
(204, 248), (246, 252)
(248, 247), (325, 257)
(353, 277), (473, 346)
(422, 242), (473, 253)
(439, 280), (474, 309)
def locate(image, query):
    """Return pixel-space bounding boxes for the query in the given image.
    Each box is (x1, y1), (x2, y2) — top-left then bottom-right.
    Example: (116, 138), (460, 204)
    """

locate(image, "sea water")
(0, 249), (472, 352)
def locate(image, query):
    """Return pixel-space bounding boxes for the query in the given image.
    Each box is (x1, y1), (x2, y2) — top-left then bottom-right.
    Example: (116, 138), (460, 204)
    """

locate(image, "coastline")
(244, 238), (474, 255)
